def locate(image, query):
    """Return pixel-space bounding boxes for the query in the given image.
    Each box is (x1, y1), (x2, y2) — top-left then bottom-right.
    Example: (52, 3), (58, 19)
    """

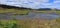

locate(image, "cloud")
(39, 0), (60, 9)
(0, 0), (60, 9)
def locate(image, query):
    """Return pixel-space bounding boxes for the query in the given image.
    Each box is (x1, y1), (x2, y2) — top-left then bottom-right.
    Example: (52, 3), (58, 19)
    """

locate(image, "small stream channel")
(0, 12), (60, 20)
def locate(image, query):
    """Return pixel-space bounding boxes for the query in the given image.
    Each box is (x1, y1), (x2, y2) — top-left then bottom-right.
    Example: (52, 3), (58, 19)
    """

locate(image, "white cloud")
(0, 0), (60, 9)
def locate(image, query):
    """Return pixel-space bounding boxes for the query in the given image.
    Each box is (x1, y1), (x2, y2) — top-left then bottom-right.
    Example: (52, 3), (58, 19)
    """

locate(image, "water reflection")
(0, 12), (59, 20)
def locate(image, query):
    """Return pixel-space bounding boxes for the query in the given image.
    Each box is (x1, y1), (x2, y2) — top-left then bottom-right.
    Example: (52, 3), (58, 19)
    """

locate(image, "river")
(0, 12), (60, 20)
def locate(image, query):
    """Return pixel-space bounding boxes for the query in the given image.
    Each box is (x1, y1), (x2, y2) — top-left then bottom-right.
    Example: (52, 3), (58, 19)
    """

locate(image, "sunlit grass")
(16, 18), (60, 28)
(0, 9), (30, 15)
(56, 11), (60, 14)
(0, 7), (60, 14)
(0, 7), (60, 28)
(0, 18), (60, 28)
(33, 10), (60, 14)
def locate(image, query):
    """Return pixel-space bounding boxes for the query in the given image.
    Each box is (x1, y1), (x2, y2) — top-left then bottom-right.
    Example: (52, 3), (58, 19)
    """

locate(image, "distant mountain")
(37, 8), (51, 10)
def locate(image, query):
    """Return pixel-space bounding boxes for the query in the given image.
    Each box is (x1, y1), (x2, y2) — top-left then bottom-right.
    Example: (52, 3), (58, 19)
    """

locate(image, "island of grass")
(0, 8), (30, 15)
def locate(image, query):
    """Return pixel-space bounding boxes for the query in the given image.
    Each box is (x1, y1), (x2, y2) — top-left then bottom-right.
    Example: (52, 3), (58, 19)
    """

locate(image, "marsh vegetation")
(0, 5), (60, 28)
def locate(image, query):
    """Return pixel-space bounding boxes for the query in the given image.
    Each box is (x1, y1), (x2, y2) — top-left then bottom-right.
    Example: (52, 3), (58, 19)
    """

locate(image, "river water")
(0, 12), (60, 20)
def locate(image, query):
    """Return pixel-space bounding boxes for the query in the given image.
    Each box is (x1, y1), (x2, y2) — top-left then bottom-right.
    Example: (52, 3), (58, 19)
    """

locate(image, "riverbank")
(0, 18), (60, 28)
(0, 7), (60, 28)
(0, 8), (60, 20)
(0, 9), (30, 15)
(0, 9), (60, 14)
(0, 7), (60, 15)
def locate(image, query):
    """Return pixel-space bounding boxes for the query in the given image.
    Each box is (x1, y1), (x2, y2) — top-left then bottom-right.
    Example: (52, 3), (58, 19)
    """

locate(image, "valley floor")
(0, 7), (60, 28)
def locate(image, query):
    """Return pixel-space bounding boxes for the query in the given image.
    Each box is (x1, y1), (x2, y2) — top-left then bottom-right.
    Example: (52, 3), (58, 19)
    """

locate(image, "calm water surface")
(0, 12), (60, 20)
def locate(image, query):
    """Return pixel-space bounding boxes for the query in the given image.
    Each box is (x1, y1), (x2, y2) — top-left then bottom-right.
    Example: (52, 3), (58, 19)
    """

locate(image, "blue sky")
(49, 0), (54, 3)
(0, 0), (60, 9)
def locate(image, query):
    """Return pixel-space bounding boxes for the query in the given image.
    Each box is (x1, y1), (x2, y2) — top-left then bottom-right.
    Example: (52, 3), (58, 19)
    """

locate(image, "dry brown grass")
(16, 18), (60, 28)
(0, 18), (60, 28)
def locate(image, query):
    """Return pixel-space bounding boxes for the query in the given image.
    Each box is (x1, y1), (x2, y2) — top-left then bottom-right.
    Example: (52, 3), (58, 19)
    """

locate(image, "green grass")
(56, 11), (60, 14)
(0, 7), (60, 28)
(0, 19), (17, 28)
(0, 18), (60, 28)
(0, 7), (60, 14)
(0, 9), (30, 15)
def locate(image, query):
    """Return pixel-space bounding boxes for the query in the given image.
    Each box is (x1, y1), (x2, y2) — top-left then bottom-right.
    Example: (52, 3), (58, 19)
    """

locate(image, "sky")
(0, 0), (60, 9)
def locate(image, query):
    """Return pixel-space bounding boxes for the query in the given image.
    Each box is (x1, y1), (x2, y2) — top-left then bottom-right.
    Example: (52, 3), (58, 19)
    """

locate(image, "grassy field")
(0, 9), (30, 14)
(17, 18), (60, 28)
(0, 18), (60, 28)
(0, 7), (60, 28)
(0, 8), (30, 15)
(0, 7), (60, 15)
(34, 10), (60, 14)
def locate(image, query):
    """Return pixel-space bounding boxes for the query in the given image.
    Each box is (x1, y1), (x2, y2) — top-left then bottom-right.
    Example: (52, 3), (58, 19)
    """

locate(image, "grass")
(0, 7), (60, 14)
(0, 19), (17, 28)
(56, 11), (60, 14)
(0, 18), (60, 28)
(0, 7), (60, 28)
(0, 9), (30, 15)
(32, 10), (60, 14)
(17, 18), (60, 28)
